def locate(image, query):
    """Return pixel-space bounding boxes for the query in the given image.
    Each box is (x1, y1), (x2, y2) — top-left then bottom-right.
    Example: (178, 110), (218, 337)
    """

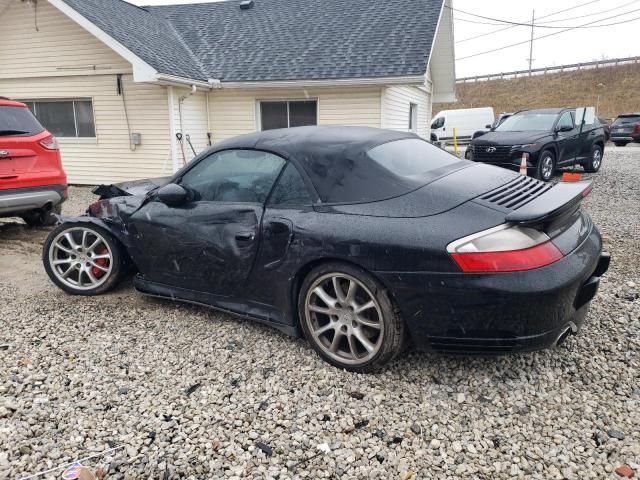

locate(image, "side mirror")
(156, 183), (189, 206)
(485, 124), (492, 129)
(556, 124), (574, 133)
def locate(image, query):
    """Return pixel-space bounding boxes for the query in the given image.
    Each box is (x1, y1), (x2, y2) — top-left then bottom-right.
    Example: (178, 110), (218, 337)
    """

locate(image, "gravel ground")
(1, 147), (638, 479)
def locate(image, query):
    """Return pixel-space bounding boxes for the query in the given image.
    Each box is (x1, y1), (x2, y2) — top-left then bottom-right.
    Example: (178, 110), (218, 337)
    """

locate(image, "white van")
(430, 107), (495, 143)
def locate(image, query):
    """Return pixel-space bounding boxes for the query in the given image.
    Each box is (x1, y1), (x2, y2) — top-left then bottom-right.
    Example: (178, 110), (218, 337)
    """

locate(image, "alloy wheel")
(541, 156), (554, 180)
(305, 273), (384, 366)
(48, 227), (113, 290)
(592, 149), (602, 170)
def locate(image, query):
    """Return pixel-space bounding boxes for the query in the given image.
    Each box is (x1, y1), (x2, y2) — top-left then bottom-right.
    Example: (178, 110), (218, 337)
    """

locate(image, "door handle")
(235, 232), (255, 242)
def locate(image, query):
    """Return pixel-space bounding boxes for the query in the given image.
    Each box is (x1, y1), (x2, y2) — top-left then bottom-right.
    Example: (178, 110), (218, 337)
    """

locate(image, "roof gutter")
(155, 74), (213, 89)
(217, 75), (426, 89)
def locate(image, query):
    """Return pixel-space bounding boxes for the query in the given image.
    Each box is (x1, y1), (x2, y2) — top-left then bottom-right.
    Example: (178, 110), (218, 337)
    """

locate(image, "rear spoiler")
(506, 180), (593, 225)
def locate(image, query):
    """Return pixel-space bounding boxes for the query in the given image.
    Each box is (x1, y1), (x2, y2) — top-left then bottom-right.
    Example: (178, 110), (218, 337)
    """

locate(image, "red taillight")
(39, 135), (59, 150)
(634, 123), (640, 134)
(450, 241), (563, 273)
(447, 224), (564, 273)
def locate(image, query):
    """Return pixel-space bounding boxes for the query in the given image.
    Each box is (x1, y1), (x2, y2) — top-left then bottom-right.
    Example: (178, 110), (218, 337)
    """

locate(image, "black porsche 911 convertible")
(43, 126), (610, 372)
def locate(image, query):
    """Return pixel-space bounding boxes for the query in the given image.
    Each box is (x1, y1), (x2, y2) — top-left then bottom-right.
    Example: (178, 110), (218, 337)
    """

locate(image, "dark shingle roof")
(60, 0), (445, 83)
(60, 0), (208, 80)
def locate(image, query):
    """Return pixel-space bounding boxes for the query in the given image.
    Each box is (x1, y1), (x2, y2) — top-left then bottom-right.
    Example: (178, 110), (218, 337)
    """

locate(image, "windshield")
(613, 115), (640, 126)
(495, 113), (557, 132)
(0, 106), (45, 136)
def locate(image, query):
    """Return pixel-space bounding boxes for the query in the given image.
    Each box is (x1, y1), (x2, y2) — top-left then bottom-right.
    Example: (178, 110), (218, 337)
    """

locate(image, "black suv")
(467, 108), (606, 181)
(610, 113), (640, 146)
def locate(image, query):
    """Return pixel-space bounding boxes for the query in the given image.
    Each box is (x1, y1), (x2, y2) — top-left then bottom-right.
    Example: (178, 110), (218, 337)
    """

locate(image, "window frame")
(556, 111), (575, 131)
(21, 98), (96, 139)
(256, 99), (319, 131)
(409, 103), (418, 133)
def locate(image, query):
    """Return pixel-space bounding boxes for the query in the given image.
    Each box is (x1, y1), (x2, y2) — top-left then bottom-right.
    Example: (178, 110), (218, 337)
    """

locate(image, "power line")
(458, 12), (640, 60)
(455, 0), (604, 44)
(450, 4), (640, 28)
(537, 0), (639, 24)
(455, 9), (640, 29)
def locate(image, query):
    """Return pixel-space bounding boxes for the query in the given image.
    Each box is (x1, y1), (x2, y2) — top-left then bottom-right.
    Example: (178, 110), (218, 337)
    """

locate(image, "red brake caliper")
(91, 246), (109, 278)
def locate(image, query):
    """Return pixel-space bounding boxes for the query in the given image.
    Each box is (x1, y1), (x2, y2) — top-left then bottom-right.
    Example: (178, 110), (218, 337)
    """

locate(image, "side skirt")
(133, 275), (300, 338)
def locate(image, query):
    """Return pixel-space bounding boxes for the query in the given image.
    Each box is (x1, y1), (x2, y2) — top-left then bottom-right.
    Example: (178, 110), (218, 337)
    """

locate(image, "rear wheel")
(21, 204), (61, 227)
(583, 144), (603, 173)
(299, 262), (405, 372)
(535, 150), (556, 182)
(43, 223), (124, 295)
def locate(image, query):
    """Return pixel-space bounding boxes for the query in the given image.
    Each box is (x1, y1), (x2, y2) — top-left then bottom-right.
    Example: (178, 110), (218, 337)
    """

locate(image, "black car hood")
(317, 163), (520, 218)
(472, 131), (551, 146)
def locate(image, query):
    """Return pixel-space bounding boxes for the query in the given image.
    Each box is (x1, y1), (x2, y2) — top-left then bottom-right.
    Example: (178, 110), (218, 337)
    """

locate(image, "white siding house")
(0, 0), (456, 185)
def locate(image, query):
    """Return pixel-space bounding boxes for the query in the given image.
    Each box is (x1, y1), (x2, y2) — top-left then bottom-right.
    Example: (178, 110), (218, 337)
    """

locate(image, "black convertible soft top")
(209, 126), (466, 204)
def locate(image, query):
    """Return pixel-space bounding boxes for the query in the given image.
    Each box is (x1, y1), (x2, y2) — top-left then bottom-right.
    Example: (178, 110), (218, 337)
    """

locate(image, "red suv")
(0, 98), (67, 226)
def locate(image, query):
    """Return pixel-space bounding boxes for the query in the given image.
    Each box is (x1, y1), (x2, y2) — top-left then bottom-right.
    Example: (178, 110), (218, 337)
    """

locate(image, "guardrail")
(457, 56), (640, 84)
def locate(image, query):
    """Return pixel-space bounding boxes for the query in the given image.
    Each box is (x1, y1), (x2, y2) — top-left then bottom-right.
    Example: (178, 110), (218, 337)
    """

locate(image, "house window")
(23, 100), (96, 138)
(260, 100), (317, 131)
(409, 103), (418, 133)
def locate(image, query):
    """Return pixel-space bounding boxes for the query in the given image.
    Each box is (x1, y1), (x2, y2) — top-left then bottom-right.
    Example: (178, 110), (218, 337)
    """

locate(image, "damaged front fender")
(92, 177), (170, 199)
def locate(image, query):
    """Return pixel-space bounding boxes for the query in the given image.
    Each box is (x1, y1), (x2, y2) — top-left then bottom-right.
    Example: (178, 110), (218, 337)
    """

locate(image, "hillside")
(435, 63), (640, 121)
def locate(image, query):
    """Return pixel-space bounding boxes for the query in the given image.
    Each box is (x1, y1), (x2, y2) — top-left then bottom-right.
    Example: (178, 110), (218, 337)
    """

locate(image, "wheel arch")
(55, 217), (135, 269)
(290, 257), (402, 333)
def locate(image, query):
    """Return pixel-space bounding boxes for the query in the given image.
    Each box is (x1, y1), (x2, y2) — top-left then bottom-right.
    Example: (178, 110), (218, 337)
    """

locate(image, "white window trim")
(22, 98), (97, 139)
(256, 98), (319, 131)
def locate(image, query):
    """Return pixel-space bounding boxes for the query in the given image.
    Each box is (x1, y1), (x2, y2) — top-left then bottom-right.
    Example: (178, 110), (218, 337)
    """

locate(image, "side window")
(180, 150), (285, 203)
(557, 112), (574, 130)
(268, 163), (313, 206)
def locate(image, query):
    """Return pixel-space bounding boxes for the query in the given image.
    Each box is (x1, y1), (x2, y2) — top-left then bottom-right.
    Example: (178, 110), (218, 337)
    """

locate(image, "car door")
(555, 111), (581, 165)
(127, 149), (285, 297)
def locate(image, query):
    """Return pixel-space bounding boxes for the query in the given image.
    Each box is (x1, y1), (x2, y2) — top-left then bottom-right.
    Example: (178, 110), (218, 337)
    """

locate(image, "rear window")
(613, 115), (640, 126)
(368, 139), (460, 178)
(0, 106), (45, 137)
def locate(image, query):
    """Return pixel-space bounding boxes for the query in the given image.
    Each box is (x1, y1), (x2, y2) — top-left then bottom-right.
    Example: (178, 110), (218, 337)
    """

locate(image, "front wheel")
(535, 150), (556, 182)
(299, 262), (405, 372)
(43, 223), (124, 296)
(583, 145), (603, 173)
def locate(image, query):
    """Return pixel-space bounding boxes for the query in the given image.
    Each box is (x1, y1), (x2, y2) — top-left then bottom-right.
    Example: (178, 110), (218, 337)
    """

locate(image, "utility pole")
(528, 10), (535, 75)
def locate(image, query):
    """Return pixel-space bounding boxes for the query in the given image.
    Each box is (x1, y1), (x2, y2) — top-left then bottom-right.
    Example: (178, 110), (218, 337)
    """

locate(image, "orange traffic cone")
(519, 153), (528, 176)
(562, 172), (583, 182)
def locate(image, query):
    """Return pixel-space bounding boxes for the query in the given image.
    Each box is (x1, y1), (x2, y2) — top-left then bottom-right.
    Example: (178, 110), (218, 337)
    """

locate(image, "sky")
(132, 0), (640, 79)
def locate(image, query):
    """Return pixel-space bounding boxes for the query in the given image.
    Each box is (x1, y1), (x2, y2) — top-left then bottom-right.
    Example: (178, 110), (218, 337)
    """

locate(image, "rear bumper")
(0, 184), (67, 216)
(610, 135), (638, 142)
(377, 228), (609, 354)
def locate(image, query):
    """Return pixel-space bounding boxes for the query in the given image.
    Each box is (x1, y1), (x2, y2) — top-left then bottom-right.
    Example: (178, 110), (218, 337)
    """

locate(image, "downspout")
(167, 86), (179, 173)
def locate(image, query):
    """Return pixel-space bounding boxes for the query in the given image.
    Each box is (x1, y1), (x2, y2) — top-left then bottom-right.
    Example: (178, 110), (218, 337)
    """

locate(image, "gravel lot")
(1, 147), (638, 479)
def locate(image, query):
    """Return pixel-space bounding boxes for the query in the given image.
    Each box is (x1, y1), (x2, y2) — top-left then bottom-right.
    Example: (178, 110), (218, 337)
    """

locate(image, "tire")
(613, 142), (628, 147)
(43, 222), (124, 296)
(583, 144), (603, 173)
(298, 262), (406, 373)
(535, 150), (556, 182)
(21, 204), (61, 227)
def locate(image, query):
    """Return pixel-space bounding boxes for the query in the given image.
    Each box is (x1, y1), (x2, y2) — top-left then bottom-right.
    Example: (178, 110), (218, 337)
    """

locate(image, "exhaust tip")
(555, 321), (578, 347)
